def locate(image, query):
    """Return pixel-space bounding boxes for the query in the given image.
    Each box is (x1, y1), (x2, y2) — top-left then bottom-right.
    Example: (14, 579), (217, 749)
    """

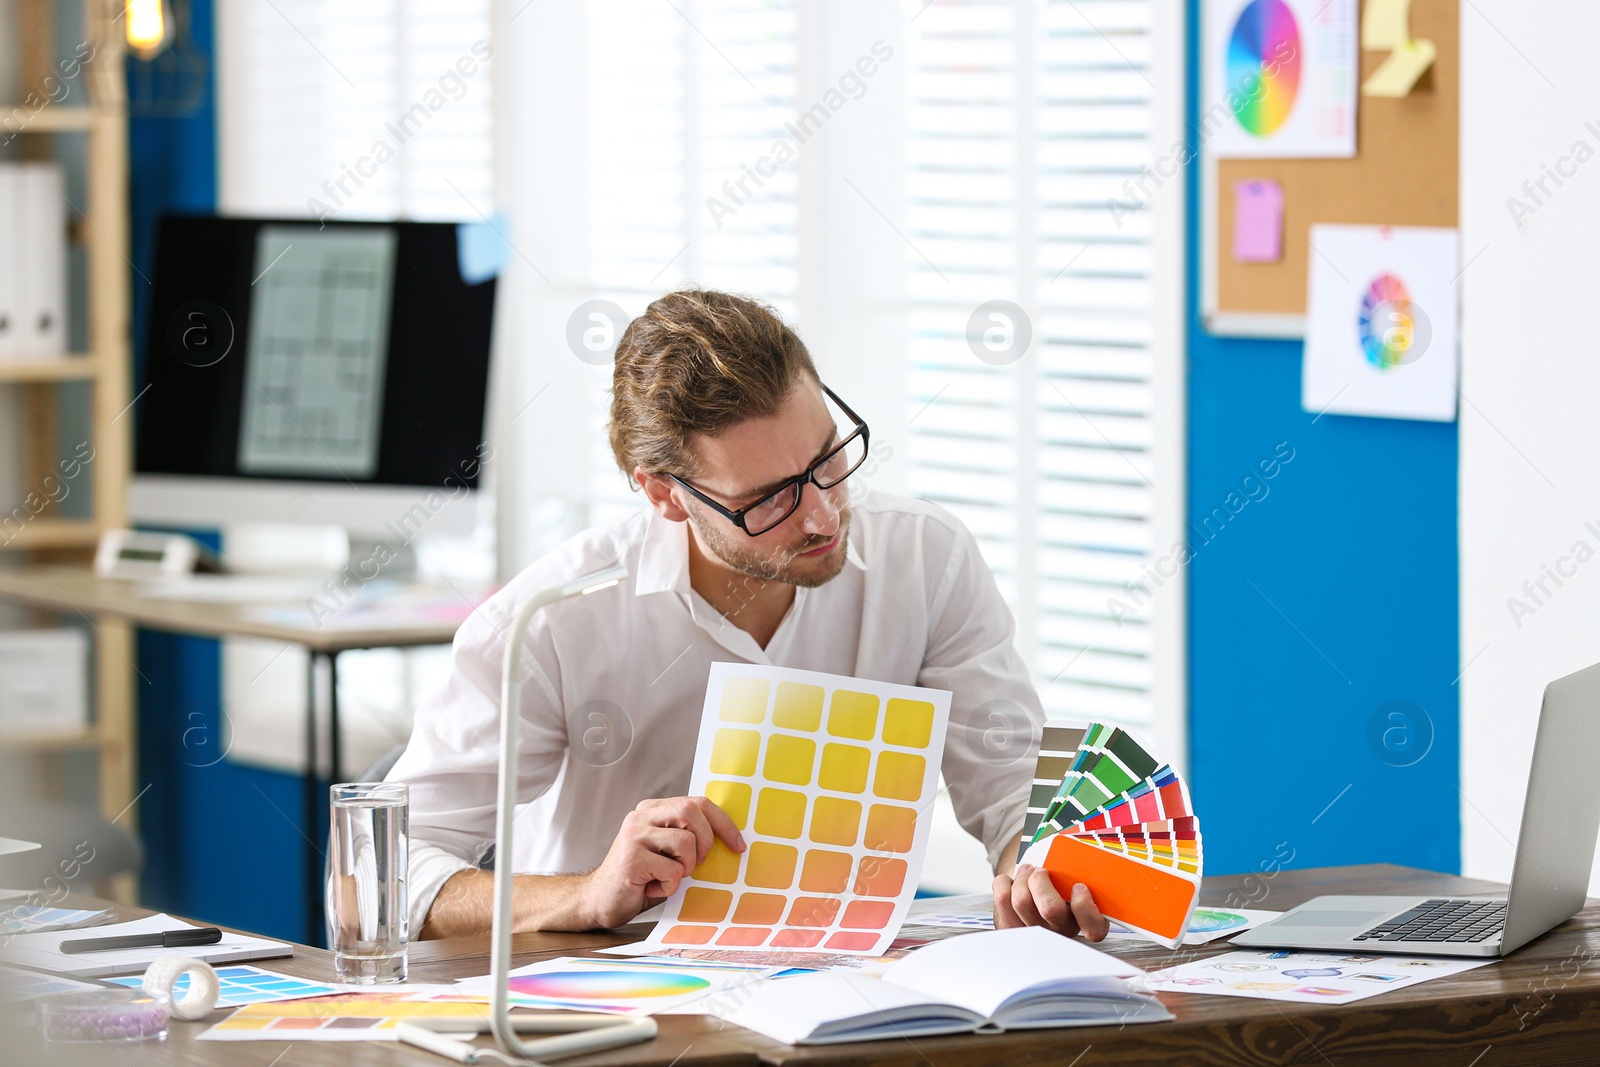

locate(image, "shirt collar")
(633, 503), (870, 597)
(634, 507), (690, 596)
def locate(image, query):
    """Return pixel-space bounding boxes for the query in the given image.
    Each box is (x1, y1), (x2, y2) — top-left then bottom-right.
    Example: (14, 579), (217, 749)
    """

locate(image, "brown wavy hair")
(609, 290), (817, 480)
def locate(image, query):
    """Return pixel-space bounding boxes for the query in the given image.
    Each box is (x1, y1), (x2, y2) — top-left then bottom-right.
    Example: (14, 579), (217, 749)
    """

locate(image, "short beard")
(687, 505), (852, 589)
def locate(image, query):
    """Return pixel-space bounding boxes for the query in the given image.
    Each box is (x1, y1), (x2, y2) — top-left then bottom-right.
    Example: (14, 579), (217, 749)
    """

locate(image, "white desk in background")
(0, 565), (487, 945)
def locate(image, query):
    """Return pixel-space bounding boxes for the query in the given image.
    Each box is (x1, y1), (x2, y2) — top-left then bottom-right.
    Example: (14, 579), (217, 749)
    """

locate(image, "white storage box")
(0, 628), (89, 735)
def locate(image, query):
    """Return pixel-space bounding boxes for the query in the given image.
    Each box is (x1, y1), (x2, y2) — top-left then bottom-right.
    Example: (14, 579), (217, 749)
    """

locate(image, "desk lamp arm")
(491, 565), (632, 1059)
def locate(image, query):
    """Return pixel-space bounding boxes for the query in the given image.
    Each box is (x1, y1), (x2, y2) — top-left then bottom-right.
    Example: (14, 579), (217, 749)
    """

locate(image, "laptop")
(1233, 660), (1600, 957)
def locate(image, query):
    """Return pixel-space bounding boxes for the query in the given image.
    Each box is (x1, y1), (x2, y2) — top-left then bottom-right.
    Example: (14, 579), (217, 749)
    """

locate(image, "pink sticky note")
(1233, 180), (1284, 263)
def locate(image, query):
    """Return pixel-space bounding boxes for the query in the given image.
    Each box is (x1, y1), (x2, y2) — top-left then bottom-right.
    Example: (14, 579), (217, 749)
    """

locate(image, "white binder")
(0, 166), (19, 359)
(18, 162), (67, 357)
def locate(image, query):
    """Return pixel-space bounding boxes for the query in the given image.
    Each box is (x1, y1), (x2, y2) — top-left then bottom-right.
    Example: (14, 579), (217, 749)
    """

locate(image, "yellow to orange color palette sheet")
(640, 663), (951, 956)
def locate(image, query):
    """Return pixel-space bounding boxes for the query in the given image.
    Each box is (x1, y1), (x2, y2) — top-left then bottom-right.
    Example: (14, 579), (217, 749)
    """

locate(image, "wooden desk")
(0, 565), (476, 945)
(6, 864), (1599, 1065)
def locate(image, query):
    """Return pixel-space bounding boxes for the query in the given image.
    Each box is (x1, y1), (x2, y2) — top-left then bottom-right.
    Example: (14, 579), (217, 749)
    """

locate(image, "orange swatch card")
(1035, 832), (1199, 949)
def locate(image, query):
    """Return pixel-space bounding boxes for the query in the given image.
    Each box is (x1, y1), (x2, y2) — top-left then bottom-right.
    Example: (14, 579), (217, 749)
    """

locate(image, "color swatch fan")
(1020, 721), (1201, 949)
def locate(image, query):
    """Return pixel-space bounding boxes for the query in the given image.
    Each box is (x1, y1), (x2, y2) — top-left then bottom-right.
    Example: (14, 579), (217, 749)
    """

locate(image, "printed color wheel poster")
(1302, 224), (1459, 422)
(1205, 0), (1357, 158)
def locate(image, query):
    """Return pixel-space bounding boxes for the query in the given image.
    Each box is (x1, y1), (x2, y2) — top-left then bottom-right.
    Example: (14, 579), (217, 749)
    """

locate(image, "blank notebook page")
(881, 926), (1143, 1019)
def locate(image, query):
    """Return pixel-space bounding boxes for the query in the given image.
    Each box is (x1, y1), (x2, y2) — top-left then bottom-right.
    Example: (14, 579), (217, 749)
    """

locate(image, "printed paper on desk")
(197, 988), (477, 1042)
(105, 965), (347, 1008)
(1104, 907), (1281, 946)
(0, 906), (112, 936)
(1145, 947), (1495, 1004)
(636, 663), (951, 956)
(0, 913), (293, 979)
(0, 965), (103, 1002)
(445, 956), (777, 1015)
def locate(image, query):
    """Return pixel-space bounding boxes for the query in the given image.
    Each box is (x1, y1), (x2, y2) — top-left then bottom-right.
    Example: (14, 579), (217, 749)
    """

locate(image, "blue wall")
(1183, 0), (1460, 880)
(129, 1), (315, 943)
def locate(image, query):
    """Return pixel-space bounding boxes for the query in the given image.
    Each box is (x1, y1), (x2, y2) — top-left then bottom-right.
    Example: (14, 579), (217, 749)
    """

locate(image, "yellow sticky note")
(1361, 0), (1411, 51)
(1362, 39), (1436, 97)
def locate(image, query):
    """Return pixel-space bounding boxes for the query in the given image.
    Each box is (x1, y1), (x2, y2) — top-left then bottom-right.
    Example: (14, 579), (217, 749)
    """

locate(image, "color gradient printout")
(638, 663), (952, 956)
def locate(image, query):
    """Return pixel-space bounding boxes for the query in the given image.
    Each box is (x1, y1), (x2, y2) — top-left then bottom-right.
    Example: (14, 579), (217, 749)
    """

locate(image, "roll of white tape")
(141, 955), (220, 1020)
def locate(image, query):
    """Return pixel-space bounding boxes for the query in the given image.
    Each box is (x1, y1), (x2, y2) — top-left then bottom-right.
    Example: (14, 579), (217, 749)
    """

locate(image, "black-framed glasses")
(667, 384), (870, 537)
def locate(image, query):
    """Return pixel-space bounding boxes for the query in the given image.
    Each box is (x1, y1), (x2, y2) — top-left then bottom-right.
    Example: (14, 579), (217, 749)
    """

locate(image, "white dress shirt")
(389, 490), (1045, 935)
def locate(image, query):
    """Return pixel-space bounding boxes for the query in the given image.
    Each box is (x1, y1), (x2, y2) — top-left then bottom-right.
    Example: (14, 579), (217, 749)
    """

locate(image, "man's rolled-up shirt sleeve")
(917, 519), (1045, 873)
(385, 601), (570, 935)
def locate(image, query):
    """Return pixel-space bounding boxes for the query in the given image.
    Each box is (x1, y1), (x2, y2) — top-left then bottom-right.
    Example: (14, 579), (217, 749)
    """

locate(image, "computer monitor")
(132, 214), (496, 540)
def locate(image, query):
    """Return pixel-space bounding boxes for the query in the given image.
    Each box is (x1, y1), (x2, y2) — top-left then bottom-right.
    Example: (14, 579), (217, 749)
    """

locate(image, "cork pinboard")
(1201, 0), (1459, 336)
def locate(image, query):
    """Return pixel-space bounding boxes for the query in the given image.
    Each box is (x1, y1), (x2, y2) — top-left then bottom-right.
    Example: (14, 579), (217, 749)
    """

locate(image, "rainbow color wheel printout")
(1226, 0), (1302, 136)
(1358, 272), (1413, 368)
(1301, 224), (1460, 421)
(1205, 0), (1356, 158)
(1021, 720), (1202, 949)
(637, 662), (951, 956)
(445, 957), (776, 1015)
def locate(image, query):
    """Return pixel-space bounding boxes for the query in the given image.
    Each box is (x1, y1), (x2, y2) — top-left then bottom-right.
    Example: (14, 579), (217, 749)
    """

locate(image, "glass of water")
(327, 781), (408, 983)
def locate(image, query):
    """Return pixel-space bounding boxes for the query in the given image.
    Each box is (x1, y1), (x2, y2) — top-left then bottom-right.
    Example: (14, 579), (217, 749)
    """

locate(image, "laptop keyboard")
(1352, 899), (1506, 943)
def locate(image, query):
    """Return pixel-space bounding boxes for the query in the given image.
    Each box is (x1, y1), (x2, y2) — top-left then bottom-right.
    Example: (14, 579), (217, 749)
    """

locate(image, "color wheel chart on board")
(1358, 273), (1415, 368)
(1205, 0), (1356, 159)
(638, 663), (951, 956)
(1203, 0), (1458, 331)
(1302, 224), (1459, 421)
(1226, 0), (1301, 136)
(1020, 720), (1202, 949)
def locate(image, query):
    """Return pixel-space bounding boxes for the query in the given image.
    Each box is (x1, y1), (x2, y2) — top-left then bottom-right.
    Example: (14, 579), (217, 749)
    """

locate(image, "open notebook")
(710, 927), (1171, 1044)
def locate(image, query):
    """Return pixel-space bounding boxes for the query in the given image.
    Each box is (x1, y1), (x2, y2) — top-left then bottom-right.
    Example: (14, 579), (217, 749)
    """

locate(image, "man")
(389, 289), (1107, 941)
